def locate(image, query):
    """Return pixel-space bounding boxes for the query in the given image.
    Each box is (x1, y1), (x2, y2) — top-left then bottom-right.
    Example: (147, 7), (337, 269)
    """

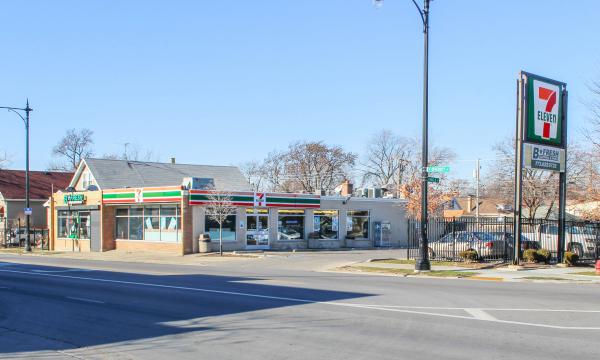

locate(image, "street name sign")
(426, 166), (450, 173)
(426, 177), (440, 183)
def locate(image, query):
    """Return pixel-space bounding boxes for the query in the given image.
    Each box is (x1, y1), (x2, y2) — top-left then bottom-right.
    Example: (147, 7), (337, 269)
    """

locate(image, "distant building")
(443, 195), (513, 218)
(0, 170), (72, 228)
(48, 158), (407, 253)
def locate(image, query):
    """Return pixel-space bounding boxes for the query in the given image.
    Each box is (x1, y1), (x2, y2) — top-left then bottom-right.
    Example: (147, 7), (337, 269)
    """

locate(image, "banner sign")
(524, 143), (565, 172)
(525, 74), (565, 147)
(64, 193), (85, 204)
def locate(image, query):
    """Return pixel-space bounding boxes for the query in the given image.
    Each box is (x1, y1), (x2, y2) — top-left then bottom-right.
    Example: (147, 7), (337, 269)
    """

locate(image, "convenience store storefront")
(50, 187), (406, 254)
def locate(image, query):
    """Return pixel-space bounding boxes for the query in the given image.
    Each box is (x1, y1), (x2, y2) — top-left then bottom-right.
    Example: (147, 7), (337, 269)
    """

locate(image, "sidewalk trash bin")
(199, 233), (212, 253)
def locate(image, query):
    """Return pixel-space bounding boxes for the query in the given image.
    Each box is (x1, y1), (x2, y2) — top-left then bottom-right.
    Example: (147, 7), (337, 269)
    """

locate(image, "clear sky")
(1, 0), (599, 182)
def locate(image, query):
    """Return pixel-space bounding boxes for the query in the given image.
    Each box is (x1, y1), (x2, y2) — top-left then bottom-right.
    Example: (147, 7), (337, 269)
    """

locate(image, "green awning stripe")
(144, 191), (181, 198)
(103, 193), (135, 199)
(267, 197), (320, 204)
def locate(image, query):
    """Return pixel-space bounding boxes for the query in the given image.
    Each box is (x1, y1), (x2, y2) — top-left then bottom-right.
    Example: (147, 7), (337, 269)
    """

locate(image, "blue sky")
(1, 0), (599, 181)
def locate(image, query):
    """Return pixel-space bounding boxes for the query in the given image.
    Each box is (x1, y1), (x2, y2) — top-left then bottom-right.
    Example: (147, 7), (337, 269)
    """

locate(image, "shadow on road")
(0, 261), (371, 354)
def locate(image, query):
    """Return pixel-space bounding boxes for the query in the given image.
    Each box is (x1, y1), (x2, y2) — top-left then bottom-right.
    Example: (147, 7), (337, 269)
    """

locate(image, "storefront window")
(114, 205), (181, 242)
(278, 209), (304, 240)
(346, 210), (370, 240)
(313, 210), (339, 240)
(129, 207), (144, 240)
(57, 210), (90, 239)
(205, 213), (236, 242)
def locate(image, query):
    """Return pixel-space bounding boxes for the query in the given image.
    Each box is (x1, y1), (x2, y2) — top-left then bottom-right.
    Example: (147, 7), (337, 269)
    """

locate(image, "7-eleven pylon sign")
(525, 75), (565, 147)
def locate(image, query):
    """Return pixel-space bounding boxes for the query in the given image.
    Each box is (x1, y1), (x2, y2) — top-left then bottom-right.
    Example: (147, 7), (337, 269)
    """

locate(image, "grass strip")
(572, 271), (600, 277)
(346, 265), (477, 278)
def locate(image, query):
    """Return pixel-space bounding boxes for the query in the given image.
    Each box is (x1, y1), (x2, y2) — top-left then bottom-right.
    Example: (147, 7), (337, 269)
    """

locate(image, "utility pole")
(0, 100), (33, 252)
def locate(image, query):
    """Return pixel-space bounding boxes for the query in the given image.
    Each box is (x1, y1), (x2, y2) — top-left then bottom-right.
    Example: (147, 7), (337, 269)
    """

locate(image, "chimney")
(170, 157), (176, 164)
(467, 195), (473, 213)
(341, 180), (353, 196)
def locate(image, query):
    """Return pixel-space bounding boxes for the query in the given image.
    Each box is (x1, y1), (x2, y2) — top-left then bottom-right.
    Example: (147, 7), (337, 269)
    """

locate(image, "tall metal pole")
(415, 0), (431, 271)
(476, 158), (480, 221)
(25, 100), (31, 252)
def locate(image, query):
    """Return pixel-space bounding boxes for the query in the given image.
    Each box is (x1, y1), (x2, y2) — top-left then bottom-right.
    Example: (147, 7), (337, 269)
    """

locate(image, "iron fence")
(0, 218), (49, 250)
(407, 217), (600, 263)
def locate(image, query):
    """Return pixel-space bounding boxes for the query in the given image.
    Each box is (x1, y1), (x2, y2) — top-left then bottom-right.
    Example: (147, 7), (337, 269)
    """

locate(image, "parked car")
(428, 231), (507, 260)
(522, 224), (599, 259)
(278, 228), (302, 240)
(496, 232), (540, 252)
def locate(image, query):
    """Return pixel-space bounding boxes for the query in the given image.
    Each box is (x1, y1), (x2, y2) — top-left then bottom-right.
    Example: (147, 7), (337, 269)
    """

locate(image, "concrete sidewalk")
(342, 259), (600, 283)
(0, 248), (261, 266)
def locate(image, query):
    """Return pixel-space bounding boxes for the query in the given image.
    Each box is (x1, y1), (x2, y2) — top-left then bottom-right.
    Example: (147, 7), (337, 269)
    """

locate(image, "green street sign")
(427, 176), (440, 183)
(426, 166), (450, 173)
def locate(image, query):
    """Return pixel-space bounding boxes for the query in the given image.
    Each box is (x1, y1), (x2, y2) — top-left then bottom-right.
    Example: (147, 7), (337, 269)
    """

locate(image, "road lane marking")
(65, 296), (105, 304)
(32, 269), (95, 273)
(353, 305), (600, 313)
(465, 308), (497, 321)
(1, 268), (599, 331)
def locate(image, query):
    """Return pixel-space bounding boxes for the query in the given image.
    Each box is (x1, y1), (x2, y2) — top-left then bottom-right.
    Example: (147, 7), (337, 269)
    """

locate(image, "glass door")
(246, 208), (269, 249)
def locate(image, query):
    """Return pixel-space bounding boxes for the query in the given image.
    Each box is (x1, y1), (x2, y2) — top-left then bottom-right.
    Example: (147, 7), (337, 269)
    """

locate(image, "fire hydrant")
(596, 260), (600, 275)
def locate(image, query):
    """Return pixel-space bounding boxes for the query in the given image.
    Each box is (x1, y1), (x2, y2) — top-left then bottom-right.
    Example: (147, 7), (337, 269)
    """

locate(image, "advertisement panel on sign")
(524, 143), (565, 172)
(525, 75), (564, 147)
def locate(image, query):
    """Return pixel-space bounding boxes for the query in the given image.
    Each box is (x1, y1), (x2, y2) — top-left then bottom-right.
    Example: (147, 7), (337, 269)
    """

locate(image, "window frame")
(114, 205), (181, 243)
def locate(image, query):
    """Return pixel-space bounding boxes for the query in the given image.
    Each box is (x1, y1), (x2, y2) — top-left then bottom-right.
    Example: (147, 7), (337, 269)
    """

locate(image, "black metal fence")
(0, 218), (49, 250)
(408, 217), (600, 263)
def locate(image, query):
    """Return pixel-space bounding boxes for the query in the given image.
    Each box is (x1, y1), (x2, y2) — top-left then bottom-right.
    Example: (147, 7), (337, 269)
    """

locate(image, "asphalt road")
(0, 252), (599, 360)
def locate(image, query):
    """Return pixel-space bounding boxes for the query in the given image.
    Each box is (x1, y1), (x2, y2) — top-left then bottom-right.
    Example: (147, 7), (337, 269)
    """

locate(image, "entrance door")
(246, 209), (269, 249)
(90, 211), (101, 252)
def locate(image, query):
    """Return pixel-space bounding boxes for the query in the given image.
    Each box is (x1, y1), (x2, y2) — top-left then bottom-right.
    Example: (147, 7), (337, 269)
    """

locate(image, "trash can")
(199, 233), (212, 253)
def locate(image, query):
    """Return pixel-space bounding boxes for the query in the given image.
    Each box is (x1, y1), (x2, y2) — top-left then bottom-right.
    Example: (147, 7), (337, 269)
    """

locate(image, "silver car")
(429, 231), (507, 260)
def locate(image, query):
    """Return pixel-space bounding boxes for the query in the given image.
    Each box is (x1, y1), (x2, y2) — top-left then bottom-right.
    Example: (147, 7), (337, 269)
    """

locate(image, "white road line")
(465, 308), (497, 321)
(32, 269), (95, 273)
(355, 305), (600, 313)
(65, 296), (105, 304)
(0, 286), (10, 290)
(1, 268), (599, 331)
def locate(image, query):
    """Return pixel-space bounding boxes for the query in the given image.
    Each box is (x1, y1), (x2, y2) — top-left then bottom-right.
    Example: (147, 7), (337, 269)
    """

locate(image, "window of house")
(313, 210), (339, 240)
(114, 206), (181, 242)
(346, 210), (370, 240)
(278, 209), (305, 240)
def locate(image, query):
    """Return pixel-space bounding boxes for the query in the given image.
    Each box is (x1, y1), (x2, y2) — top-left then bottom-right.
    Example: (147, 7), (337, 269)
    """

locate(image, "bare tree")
(485, 137), (585, 220)
(102, 143), (159, 162)
(399, 146), (457, 217)
(204, 190), (237, 256)
(239, 160), (267, 192)
(51, 128), (94, 170)
(360, 130), (415, 193)
(281, 141), (357, 194)
(0, 151), (9, 169)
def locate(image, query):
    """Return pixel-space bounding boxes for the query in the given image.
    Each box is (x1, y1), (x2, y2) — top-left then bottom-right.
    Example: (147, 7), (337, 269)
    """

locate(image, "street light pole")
(375, 0), (431, 270)
(0, 100), (33, 252)
(415, 0), (431, 271)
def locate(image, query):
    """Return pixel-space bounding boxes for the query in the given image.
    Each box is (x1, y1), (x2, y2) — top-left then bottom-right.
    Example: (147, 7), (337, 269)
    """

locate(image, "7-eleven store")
(50, 185), (406, 254)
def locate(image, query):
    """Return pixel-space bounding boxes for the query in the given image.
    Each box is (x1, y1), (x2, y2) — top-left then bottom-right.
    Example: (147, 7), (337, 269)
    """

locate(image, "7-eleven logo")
(254, 192), (266, 207)
(533, 79), (560, 140)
